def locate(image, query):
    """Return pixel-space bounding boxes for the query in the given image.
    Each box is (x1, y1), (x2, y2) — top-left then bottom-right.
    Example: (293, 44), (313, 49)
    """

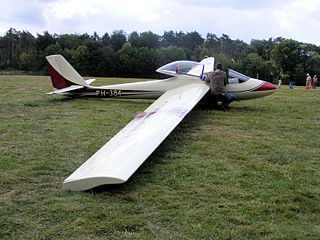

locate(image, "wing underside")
(63, 82), (209, 191)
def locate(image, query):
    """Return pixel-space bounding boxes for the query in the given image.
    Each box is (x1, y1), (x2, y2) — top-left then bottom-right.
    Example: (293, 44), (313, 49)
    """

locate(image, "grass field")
(0, 75), (319, 239)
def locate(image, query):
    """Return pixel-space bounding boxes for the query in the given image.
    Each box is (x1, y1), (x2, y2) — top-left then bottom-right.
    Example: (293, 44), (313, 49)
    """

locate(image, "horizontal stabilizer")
(86, 79), (96, 85)
(46, 85), (84, 95)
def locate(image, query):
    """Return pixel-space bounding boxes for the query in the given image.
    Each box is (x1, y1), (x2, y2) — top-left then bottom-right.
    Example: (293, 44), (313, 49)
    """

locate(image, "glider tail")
(46, 55), (89, 90)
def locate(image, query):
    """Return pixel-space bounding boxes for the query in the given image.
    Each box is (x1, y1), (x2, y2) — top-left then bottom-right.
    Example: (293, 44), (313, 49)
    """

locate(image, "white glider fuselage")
(91, 76), (276, 101)
(46, 55), (277, 100)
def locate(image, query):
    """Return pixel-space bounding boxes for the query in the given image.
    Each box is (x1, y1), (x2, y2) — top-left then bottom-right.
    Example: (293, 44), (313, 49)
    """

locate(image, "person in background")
(269, 72), (274, 84)
(289, 75), (294, 89)
(202, 62), (236, 110)
(312, 75), (317, 89)
(278, 76), (282, 88)
(306, 73), (312, 89)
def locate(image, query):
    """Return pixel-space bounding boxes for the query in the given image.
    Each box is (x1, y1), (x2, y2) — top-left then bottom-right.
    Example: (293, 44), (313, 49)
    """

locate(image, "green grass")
(0, 75), (319, 239)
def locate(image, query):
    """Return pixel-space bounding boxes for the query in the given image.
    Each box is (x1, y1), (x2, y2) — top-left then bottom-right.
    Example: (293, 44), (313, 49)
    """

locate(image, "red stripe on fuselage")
(252, 81), (277, 91)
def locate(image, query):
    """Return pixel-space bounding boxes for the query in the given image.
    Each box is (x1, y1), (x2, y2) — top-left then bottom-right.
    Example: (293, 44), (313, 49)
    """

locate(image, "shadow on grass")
(195, 100), (261, 113)
(47, 96), (75, 103)
(47, 95), (154, 106)
(87, 184), (130, 194)
(46, 95), (262, 113)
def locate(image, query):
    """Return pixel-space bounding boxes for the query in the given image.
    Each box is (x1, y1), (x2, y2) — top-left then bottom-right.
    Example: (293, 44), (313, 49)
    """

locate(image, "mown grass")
(0, 75), (319, 239)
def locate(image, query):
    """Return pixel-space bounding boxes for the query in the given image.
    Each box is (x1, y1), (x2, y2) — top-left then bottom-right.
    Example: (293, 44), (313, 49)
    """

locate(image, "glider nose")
(254, 81), (277, 91)
(262, 81), (277, 90)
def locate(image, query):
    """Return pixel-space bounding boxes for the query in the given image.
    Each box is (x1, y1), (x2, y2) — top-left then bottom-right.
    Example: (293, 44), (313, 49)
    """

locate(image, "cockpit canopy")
(157, 60), (251, 84)
(228, 69), (250, 84)
(157, 61), (203, 77)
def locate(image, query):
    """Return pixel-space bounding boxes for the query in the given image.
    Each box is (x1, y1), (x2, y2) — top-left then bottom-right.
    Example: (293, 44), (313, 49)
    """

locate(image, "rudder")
(46, 55), (89, 89)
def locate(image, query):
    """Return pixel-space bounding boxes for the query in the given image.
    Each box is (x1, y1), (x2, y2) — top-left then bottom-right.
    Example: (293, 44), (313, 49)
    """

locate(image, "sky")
(1, 0), (320, 45)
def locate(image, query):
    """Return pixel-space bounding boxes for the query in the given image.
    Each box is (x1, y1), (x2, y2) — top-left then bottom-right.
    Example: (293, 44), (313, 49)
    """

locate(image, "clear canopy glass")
(157, 60), (251, 83)
(228, 69), (250, 84)
(157, 61), (203, 77)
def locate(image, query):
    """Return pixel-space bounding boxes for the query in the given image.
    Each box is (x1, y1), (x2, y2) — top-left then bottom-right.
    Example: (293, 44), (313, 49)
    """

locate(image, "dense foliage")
(1, 28), (320, 84)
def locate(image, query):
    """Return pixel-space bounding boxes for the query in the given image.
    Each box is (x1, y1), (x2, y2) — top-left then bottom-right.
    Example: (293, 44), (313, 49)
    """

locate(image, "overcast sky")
(1, 0), (320, 44)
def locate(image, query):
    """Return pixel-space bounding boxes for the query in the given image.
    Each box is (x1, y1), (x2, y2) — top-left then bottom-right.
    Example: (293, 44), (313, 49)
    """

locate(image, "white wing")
(63, 82), (209, 191)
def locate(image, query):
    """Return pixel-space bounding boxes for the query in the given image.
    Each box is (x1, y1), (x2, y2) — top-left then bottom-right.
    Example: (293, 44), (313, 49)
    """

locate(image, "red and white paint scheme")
(46, 55), (277, 191)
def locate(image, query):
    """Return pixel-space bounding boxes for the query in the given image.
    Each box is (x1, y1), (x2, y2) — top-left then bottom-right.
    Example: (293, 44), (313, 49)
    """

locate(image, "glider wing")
(63, 82), (209, 191)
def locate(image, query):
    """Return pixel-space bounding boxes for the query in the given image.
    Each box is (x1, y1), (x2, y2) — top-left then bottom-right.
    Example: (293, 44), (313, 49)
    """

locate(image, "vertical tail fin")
(46, 55), (89, 90)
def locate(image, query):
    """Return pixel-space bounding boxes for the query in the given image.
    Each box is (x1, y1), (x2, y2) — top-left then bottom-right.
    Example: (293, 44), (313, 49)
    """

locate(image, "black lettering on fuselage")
(96, 89), (122, 97)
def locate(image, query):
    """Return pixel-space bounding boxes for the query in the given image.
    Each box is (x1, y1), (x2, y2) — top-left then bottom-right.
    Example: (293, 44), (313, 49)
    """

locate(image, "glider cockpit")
(157, 60), (253, 85)
(157, 60), (204, 78)
(227, 69), (250, 84)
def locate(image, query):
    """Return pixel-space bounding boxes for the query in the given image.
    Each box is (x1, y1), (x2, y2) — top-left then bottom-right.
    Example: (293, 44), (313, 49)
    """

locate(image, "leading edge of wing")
(62, 82), (210, 191)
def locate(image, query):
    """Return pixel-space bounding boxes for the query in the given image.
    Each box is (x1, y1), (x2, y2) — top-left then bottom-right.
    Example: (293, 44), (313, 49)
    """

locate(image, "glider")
(46, 55), (277, 191)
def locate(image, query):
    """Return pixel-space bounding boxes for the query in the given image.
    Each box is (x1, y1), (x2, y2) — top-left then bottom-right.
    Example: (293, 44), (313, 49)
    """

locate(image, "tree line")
(1, 28), (320, 85)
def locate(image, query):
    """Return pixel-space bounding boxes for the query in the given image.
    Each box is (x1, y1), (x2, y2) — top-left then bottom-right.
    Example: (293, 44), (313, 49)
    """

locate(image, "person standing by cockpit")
(202, 62), (236, 110)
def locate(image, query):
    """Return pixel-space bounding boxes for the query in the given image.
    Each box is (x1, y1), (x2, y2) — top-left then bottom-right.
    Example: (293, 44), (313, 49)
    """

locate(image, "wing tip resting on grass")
(62, 176), (126, 191)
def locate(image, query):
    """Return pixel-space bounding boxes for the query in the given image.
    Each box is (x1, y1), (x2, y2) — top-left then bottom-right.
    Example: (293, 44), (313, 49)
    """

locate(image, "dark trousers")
(212, 93), (236, 104)
(210, 93), (236, 109)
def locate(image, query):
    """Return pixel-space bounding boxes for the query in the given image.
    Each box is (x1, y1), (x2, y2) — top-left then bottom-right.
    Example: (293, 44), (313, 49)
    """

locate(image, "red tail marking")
(46, 59), (72, 89)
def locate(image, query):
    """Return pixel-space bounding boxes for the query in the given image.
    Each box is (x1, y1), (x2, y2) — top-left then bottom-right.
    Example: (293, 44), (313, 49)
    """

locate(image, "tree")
(139, 31), (159, 49)
(99, 45), (118, 76)
(2, 28), (21, 68)
(250, 39), (266, 57)
(128, 31), (140, 48)
(36, 31), (55, 51)
(175, 31), (186, 48)
(128, 31), (159, 48)
(101, 33), (111, 46)
(133, 47), (158, 77)
(20, 31), (36, 52)
(110, 30), (127, 52)
(161, 30), (177, 47)
(72, 45), (89, 75)
(84, 39), (106, 76)
(91, 31), (100, 41)
(117, 42), (134, 76)
(118, 43), (157, 77)
(250, 38), (276, 61)
(307, 52), (320, 75)
(157, 46), (187, 67)
(230, 39), (249, 61)
(220, 34), (233, 57)
(296, 50), (320, 84)
(271, 39), (303, 84)
(199, 47), (213, 60)
(57, 34), (81, 50)
(184, 31), (204, 61)
(241, 53), (267, 79)
(205, 33), (221, 53)
(45, 43), (63, 56)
